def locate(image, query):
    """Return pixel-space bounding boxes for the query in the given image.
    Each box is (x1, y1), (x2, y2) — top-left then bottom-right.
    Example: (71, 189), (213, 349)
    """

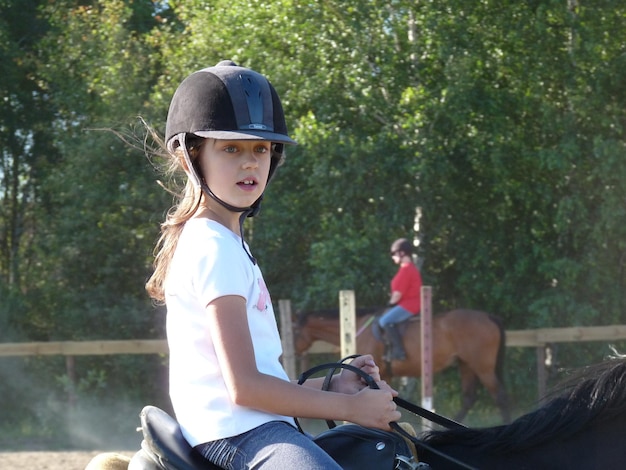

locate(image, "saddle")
(128, 405), (220, 470)
(371, 314), (418, 342)
(372, 314), (420, 362)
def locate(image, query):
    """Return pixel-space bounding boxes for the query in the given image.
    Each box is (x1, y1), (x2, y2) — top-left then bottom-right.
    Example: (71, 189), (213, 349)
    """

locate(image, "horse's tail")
(489, 314), (506, 384)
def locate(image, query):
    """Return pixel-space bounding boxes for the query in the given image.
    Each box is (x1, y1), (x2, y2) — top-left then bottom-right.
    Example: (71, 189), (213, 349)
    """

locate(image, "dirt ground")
(0, 450), (135, 470)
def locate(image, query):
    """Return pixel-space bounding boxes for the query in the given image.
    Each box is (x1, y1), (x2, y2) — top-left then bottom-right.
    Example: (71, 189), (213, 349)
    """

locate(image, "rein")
(355, 314), (376, 337)
(303, 355), (477, 470)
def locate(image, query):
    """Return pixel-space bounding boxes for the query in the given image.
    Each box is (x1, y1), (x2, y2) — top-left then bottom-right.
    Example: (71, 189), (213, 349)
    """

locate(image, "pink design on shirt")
(256, 278), (269, 311)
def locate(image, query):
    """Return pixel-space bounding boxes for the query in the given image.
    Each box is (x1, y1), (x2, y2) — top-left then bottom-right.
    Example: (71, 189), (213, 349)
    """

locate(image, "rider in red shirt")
(378, 238), (422, 360)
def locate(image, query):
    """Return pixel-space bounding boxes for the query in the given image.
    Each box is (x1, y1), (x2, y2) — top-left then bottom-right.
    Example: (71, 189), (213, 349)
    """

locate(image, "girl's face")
(196, 139), (272, 211)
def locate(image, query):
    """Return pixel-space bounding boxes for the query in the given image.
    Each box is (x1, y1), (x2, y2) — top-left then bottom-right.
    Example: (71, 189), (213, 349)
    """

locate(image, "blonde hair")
(145, 136), (204, 303)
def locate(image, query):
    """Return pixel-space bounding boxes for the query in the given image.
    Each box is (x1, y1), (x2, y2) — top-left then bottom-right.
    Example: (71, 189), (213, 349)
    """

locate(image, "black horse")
(418, 356), (626, 469)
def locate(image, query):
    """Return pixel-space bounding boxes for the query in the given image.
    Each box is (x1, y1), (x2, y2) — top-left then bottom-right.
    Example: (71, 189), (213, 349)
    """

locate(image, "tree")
(142, 1), (626, 331)
(0, 0), (58, 301)
(27, 0), (168, 340)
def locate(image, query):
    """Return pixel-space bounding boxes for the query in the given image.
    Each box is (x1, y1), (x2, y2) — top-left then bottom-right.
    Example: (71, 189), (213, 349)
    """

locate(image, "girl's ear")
(174, 136), (207, 187)
(178, 146), (205, 189)
(179, 152), (192, 174)
(177, 141), (200, 174)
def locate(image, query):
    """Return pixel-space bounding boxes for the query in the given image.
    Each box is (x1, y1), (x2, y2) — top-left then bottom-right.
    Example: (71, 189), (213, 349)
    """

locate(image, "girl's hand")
(332, 355), (398, 397)
(348, 388), (402, 431)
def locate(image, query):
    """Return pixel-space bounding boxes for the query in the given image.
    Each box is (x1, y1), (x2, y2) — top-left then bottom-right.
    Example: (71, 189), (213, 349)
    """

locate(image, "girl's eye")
(221, 143), (270, 154)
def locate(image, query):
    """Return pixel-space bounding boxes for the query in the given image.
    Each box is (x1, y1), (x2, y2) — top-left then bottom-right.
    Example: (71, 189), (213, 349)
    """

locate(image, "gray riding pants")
(195, 421), (341, 470)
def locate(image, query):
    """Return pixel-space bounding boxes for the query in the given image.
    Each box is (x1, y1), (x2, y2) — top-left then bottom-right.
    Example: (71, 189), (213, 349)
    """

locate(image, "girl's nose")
(242, 151), (260, 169)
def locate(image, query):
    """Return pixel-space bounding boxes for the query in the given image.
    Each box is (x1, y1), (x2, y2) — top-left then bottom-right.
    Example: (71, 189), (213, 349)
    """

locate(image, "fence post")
(420, 286), (433, 429)
(279, 299), (297, 379)
(66, 355), (77, 407)
(339, 290), (357, 358)
(536, 345), (548, 400)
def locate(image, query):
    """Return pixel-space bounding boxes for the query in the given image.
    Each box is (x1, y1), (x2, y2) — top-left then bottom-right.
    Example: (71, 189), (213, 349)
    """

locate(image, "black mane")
(423, 357), (626, 454)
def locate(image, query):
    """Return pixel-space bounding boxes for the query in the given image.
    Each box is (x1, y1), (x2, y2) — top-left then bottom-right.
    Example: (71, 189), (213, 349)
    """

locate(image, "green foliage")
(27, 0), (167, 340)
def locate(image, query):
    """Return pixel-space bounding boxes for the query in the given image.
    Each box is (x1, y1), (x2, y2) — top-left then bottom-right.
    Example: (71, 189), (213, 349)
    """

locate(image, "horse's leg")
(454, 361), (479, 422)
(496, 383), (511, 423)
(475, 370), (511, 423)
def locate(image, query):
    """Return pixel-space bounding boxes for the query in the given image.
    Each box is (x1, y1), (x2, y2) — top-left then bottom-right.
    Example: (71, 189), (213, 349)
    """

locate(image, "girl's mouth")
(237, 179), (258, 191)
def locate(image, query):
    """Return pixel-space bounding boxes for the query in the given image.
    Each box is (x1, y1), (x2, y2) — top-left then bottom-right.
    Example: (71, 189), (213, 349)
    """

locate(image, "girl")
(145, 61), (401, 469)
(378, 238), (423, 361)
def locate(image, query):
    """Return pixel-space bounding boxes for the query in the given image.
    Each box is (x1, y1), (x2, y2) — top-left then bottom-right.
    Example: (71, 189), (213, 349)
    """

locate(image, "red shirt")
(391, 262), (422, 314)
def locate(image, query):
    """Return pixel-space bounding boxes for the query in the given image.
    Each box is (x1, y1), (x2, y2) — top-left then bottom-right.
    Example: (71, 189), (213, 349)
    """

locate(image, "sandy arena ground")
(0, 450), (135, 470)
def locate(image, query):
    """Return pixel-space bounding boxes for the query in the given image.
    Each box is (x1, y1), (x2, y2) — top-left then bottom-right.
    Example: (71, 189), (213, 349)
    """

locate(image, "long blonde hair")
(145, 136), (204, 303)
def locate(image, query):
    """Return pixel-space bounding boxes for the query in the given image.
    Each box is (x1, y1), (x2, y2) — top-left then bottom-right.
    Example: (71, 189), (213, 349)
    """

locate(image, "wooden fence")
(4, 325), (624, 358)
(2, 302), (626, 399)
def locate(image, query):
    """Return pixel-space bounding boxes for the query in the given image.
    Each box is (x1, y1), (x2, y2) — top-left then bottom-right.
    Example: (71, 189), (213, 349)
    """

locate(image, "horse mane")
(423, 356), (626, 453)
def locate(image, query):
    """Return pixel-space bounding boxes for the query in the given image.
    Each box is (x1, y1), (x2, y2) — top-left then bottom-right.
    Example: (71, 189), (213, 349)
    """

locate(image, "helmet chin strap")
(176, 133), (259, 264)
(198, 178), (259, 265)
(198, 178), (262, 218)
(236, 209), (257, 265)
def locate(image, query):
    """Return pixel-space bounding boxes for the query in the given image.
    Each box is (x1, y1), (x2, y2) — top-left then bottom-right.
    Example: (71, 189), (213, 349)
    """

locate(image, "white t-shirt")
(165, 218), (295, 446)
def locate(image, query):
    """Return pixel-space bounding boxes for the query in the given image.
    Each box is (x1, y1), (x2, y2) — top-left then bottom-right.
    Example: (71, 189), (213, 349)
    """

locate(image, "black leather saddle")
(128, 405), (221, 470)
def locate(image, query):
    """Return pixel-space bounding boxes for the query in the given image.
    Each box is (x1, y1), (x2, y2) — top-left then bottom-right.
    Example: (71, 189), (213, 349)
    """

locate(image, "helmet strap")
(237, 209), (257, 265)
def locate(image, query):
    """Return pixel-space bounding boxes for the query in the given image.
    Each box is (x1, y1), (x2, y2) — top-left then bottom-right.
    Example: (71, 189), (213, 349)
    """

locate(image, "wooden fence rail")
(2, 324), (625, 357)
(0, 339), (168, 357)
(2, 324), (626, 402)
(507, 324), (626, 346)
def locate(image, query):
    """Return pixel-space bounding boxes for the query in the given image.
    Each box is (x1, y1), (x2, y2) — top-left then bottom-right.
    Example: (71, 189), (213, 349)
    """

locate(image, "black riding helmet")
(166, 60), (296, 263)
(166, 60), (296, 217)
(391, 238), (413, 256)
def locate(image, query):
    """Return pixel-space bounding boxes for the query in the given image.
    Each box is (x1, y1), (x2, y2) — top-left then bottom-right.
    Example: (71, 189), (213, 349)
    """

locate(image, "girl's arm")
(389, 290), (403, 305)
(207, 295), (401, 431)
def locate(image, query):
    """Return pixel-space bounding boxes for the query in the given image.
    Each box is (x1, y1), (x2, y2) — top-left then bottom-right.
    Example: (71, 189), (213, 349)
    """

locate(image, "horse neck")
(303, 316), (343, 345)
(423, 414), (626, 469)
(305, 315), (375, 343)
(423, 359), (626, 468)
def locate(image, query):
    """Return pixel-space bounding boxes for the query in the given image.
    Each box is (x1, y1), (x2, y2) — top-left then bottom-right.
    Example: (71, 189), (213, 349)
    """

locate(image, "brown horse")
(293, 308), (510, 423)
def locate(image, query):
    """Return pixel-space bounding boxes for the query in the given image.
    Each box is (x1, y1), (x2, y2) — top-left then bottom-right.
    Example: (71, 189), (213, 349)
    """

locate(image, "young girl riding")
(145, 60), (400, 469)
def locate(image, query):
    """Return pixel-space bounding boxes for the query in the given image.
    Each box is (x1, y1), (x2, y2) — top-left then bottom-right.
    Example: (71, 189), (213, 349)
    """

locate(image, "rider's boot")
(383, 323), (407, 361)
